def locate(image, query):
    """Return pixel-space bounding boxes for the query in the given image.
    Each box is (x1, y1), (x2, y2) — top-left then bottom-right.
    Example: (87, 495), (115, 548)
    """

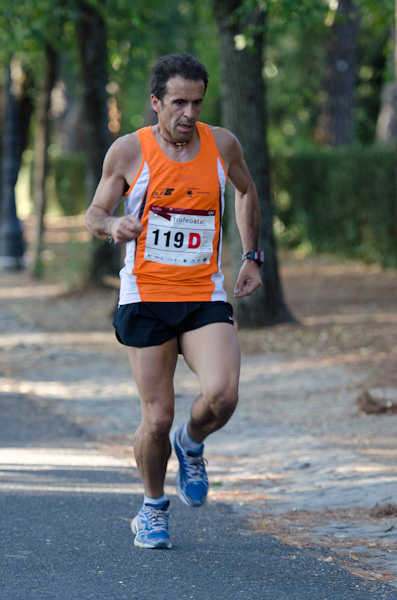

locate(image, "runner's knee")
(205, 387), (238, 421)
(142, 407), (174, 438)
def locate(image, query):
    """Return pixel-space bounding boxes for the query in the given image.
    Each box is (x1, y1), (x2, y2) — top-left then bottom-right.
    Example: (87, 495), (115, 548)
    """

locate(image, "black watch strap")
(242, 251), (264, 267)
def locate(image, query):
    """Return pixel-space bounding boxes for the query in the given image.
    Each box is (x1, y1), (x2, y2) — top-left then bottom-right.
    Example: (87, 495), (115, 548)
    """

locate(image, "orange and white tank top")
(118, 122), (228, 303)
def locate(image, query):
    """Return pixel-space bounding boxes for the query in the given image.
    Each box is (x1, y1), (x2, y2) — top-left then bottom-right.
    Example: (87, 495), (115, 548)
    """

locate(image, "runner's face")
(152, 75), (205, 143)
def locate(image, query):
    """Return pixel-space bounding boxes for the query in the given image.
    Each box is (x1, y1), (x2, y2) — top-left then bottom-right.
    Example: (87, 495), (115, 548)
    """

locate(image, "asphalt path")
(0, 394), (396, 600)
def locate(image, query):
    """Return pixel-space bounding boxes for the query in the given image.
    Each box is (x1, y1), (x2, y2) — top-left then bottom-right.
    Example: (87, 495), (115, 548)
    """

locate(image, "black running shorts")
(113, 301), (234, 348)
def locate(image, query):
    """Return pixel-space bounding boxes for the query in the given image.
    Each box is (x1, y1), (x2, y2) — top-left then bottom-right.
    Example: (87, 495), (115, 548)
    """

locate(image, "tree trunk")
(376, 82), (397, 143)
(213, 0), (295, 327)
(0, 62), (34, 268)
(77, 0), (119, 281)
(316, 0), (360, 146)
(31, 43), (58, 278)
(395, 0), (397, 238)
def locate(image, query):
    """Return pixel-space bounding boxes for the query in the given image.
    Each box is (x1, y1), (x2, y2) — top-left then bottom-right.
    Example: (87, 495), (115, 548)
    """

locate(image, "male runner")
(85, 53), (263, 549)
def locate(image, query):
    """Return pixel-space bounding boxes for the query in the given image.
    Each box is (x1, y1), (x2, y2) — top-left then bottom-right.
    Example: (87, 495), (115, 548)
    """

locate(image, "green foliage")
(4, 0), (392, 150)
(3, 0), (396, 267)
(273, 146), (397, 267)
(0, 1), (75, 66)
(265, 0), (395, 151)
(105, 0), (221, 132)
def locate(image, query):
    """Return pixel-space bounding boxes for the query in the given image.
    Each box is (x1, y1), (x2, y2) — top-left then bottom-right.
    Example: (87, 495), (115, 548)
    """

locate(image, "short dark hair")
(150, 54), (209, 102)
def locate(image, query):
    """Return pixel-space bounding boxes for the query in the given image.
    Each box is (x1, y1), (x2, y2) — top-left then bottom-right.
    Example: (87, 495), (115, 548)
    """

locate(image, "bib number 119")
(151, 229), (201, 249)
(144, 205), (215, 266)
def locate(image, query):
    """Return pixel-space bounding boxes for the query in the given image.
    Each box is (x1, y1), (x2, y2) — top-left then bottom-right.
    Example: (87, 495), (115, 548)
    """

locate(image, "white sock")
(180, 422), (203, 453)
(143, 493), (168, 507)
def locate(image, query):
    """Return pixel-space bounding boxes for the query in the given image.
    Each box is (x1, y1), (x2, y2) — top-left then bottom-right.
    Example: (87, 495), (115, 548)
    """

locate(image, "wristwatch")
(242, 251), (265, 267)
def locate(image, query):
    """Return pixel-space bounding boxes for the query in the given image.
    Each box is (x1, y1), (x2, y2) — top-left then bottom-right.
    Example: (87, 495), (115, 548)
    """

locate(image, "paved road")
(1, 394), (396, 600)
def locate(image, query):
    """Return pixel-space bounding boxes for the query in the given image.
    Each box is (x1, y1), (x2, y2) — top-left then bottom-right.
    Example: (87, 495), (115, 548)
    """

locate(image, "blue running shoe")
(172, 425), (209, 507)
(131, 501), (172, 549)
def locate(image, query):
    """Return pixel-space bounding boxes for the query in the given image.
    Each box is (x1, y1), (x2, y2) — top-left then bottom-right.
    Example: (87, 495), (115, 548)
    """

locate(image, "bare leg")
(127, 338), (179, 498)
(180, 323), (241, 443)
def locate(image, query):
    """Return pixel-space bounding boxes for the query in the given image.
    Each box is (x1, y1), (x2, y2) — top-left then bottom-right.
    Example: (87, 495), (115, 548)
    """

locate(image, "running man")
(85, 53), (263, 549)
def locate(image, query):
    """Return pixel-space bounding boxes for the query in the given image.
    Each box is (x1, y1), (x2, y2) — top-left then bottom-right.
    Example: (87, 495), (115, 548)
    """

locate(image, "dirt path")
(1, 229), (397, 587)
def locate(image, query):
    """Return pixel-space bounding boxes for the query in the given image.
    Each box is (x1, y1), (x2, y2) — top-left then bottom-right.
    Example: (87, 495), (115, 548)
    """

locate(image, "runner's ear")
(151, 94), (161, 114)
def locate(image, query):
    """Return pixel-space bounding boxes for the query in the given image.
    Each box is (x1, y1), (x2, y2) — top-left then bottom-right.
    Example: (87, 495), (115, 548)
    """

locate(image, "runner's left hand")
(234, 261), (262, 298)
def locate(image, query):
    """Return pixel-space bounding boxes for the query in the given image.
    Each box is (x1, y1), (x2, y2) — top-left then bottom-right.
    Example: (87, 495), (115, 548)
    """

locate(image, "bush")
(50, 152), (88, 216)
(272, 146), (397, 267)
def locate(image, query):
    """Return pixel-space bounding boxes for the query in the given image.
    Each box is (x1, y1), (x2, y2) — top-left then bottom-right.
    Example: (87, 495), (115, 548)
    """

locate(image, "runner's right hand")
(110, 215), (143, 244)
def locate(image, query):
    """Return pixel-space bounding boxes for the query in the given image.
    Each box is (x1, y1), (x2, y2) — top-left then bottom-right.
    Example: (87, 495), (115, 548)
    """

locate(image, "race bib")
(144, 205), (216, 266)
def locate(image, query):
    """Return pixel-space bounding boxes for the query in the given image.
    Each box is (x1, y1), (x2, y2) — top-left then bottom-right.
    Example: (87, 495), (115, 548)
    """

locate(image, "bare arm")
(85, 134), (143, 243)
(213, 128), (262, 298)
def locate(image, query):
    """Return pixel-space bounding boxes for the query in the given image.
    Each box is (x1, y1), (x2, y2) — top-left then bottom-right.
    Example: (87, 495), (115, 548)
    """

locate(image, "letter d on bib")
(188, 232), (201, 249)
